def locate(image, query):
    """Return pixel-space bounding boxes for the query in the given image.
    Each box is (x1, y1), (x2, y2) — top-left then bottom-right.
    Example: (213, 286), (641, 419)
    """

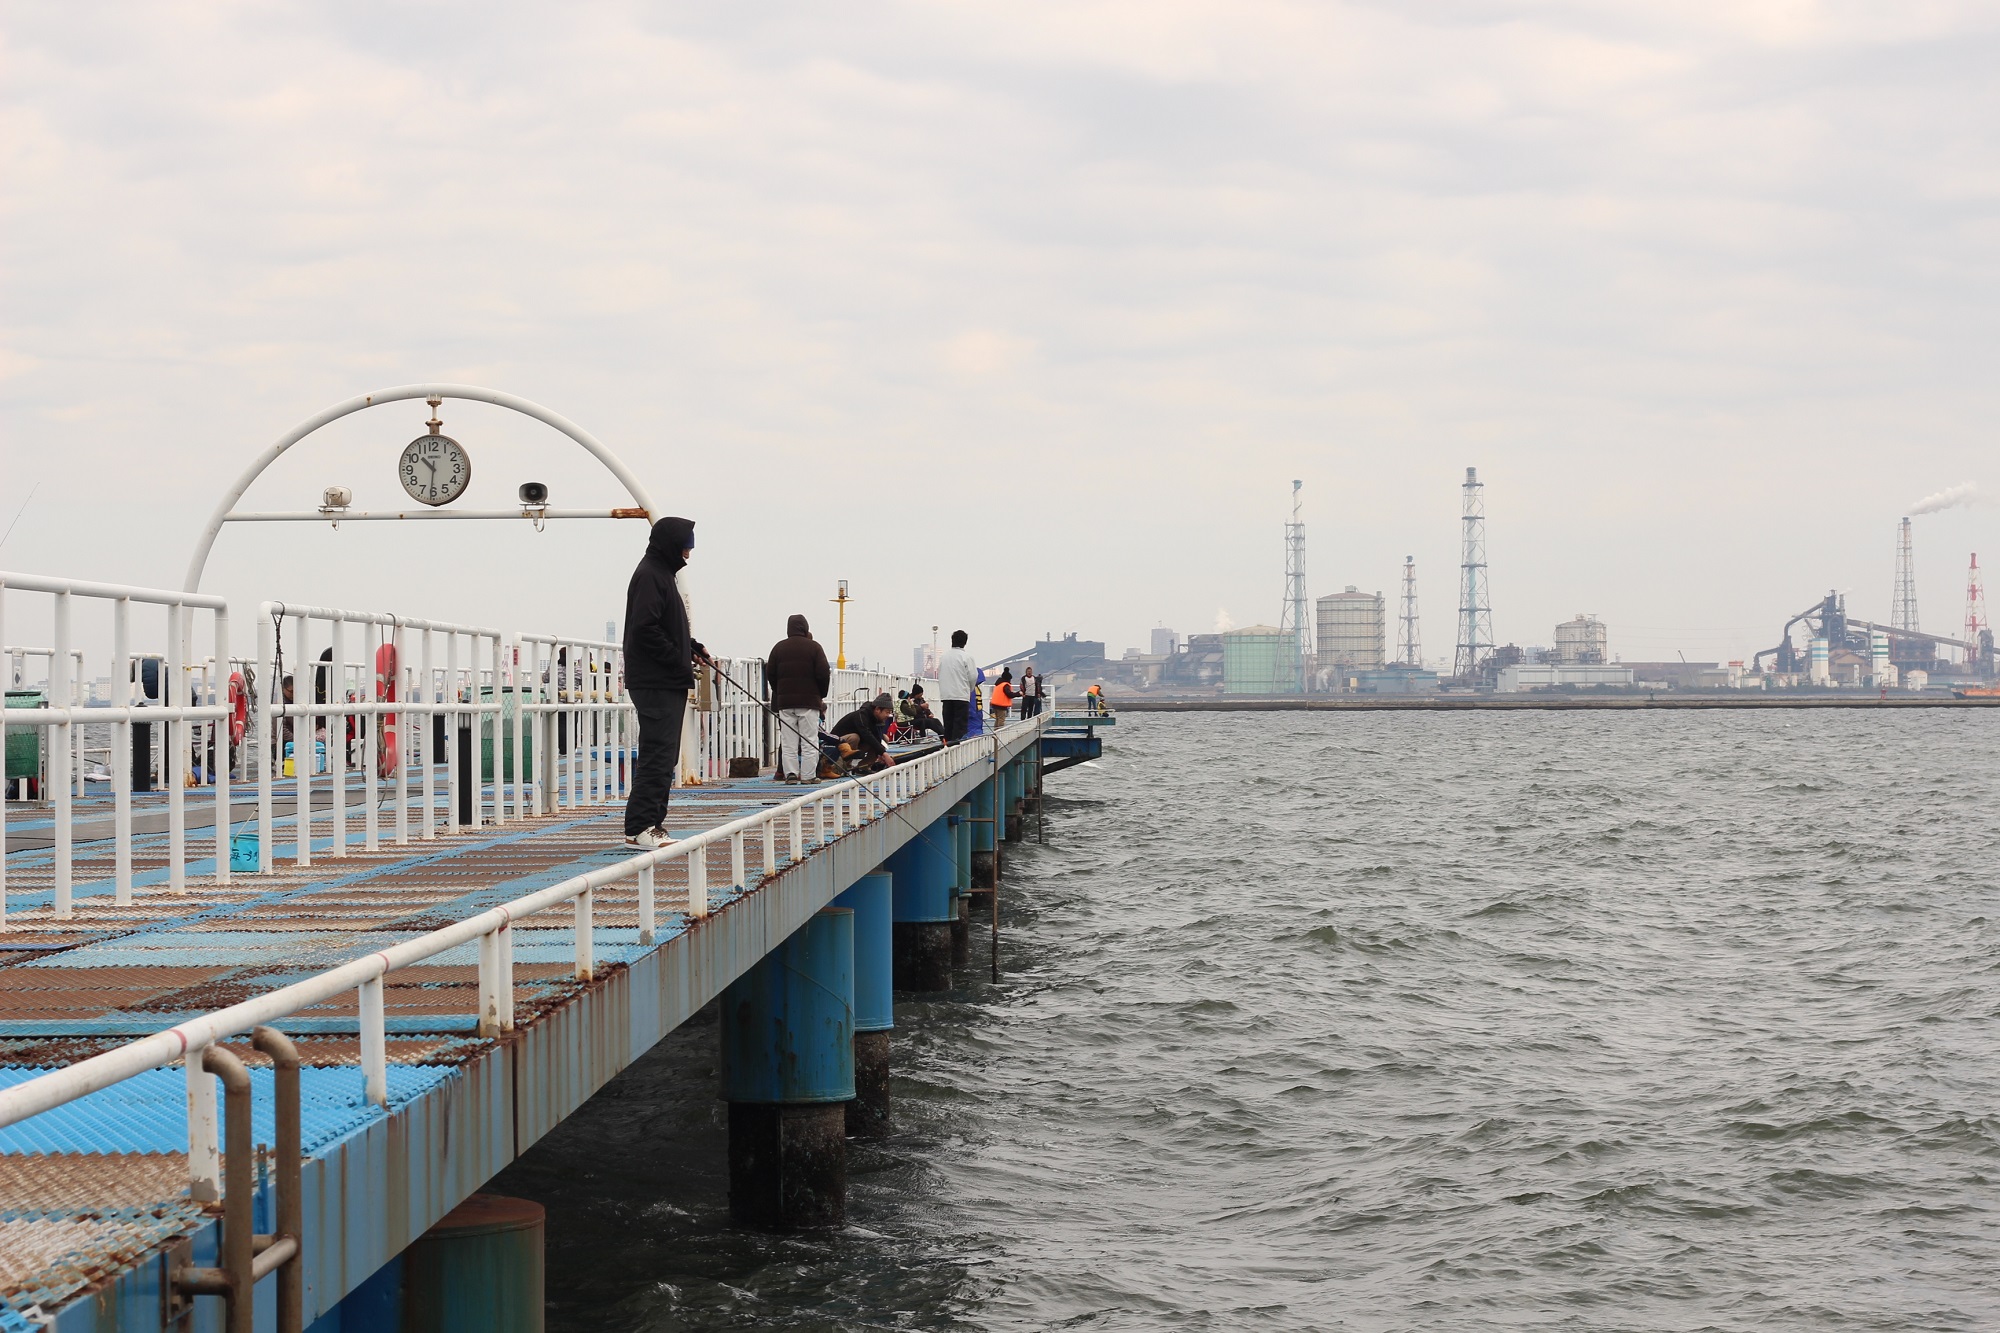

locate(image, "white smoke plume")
(1908, 481), (1980, 516)
(1214, 607), (1235, 632)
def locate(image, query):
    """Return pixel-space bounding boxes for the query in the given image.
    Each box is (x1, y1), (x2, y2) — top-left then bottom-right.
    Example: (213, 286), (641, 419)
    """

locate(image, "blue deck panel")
(0, 729), (1045, 1327)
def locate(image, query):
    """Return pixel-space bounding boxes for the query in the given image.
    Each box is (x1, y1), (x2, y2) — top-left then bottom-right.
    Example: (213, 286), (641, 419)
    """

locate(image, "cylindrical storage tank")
(1809, 637), (1830, 686)
(949, 801), (973, 967)
(401, 1194), (545, 1333)
(1871, 629), (1892, 682)
(832, 873), (893, 1138)
(1906, 668), (1929, 691)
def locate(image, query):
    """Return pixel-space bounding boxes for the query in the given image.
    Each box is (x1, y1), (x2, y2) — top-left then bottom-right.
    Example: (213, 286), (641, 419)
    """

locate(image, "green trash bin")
(479, 686), (534, 783)
(5, 690), (44, 782)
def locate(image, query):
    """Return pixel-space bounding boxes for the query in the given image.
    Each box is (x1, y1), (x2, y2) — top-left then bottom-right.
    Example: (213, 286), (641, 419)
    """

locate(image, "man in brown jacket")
(766, 614), (830, 782)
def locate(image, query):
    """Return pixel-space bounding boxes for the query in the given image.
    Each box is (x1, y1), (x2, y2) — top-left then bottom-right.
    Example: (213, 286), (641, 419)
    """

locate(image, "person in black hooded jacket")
(621, 516), (707, 847)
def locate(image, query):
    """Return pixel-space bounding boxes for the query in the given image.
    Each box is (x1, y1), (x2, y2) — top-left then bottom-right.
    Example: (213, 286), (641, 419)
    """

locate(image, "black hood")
(645, 516), (696, 571)
(787, 614), (811, 636)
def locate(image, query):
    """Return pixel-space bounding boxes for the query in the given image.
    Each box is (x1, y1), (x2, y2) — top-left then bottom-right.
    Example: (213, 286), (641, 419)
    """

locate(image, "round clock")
(398, 433), (472, 507)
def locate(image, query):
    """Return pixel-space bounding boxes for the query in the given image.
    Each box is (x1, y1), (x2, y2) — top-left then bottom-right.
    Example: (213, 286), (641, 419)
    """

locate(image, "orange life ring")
(375, 642), (399, 777)
(226, 672), (248, 747)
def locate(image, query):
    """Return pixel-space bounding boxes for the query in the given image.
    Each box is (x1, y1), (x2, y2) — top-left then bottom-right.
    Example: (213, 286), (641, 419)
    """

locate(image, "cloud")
(2, 3), (1999, 666)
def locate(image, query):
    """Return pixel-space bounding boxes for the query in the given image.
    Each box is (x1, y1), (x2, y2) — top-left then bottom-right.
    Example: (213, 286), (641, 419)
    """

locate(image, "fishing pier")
(0, 387), (1075, 1332)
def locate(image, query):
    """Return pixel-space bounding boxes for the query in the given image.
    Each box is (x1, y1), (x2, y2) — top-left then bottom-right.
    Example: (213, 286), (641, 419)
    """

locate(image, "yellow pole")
(832, 581), (850, 670)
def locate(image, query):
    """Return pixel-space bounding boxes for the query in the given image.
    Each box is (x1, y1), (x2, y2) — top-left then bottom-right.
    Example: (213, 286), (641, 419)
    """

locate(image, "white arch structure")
(183, 384), (659, 592)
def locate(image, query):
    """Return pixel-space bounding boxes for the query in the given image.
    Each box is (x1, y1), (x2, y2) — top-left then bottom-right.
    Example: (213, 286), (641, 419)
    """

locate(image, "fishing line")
(701, 657), (978, 867)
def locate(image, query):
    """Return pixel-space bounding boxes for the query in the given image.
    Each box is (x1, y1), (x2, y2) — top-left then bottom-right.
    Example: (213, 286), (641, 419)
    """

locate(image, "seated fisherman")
(899, 684), (947, 742)
(831, 693), (899, 772)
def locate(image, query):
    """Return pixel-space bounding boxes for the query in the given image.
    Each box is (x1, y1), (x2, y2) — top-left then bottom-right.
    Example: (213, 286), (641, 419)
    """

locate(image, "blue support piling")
(886, 818), (956, 991)
(833, 872), (893, 1138)
(720, 907), (855, 1228)
(948, 803), (971, 966)
(1004, 759), (1025, 842)
(969, 777), (998, 894)
(400, 1194), (546, 1333)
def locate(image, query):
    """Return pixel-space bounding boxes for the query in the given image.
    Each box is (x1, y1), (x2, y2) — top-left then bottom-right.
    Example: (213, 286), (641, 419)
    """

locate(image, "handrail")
(0, 713), (1049, 1197)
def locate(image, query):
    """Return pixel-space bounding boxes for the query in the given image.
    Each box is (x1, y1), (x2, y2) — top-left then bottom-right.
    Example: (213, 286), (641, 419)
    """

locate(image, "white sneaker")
(623, 826), (675, 851)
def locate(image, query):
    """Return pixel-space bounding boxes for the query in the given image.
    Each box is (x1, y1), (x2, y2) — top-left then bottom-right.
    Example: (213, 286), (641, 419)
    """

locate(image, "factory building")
(1496, 663), (1635, 691)
(1150, 627), (1180, 656)
(1554, 614), (1607, 665)
(1316, 587), (1386, 676)
(1222, 625), (1302, 694)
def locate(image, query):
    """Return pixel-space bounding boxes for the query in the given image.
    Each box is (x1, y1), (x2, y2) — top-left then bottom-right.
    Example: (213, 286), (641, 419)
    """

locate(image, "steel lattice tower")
(1397, 556), (1421, 667)
(1454, 467), (1493, 682)
(1893, 517), (1920, 633)
(1279, 479), (1309, 691)
(1965, 553), (1988, 674)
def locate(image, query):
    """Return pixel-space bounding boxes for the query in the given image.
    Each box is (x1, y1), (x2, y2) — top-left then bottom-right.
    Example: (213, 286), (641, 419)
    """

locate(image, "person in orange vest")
(1085, 682), (1107, 715)
(989, 668), (1015, 731)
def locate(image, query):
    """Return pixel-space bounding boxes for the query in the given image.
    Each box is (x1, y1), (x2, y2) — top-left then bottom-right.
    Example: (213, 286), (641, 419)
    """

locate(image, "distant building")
(912, 645), (938, 677)
(1316, 587), (1385, 676)
(1496, 663), (1635, 691)
(1150, 627), (1180, 657)
(1161, 633), (1225, 690)
(1623, 662), (1716, 689)
(1355, 666), (1440, 695)
(1034, 633), (1106, 675)
(1222, 625), (1302, 694)
(1554, 615), (1607, 665)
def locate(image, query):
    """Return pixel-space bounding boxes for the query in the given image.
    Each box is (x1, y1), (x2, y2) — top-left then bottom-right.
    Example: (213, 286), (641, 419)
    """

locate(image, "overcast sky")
(5, 2), (1998, 670)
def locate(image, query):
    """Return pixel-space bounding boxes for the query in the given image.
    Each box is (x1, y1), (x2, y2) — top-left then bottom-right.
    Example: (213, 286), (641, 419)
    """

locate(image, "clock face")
(398, 434), (472, 506)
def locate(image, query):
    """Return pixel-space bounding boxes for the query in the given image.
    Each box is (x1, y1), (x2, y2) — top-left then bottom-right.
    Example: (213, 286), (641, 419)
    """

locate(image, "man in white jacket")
(935, 629), (978, 743)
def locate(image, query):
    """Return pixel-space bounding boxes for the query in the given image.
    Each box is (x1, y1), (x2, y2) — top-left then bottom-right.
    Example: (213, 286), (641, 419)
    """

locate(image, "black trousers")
(624, 686), (688, 836)
(942, 699), (970, 742)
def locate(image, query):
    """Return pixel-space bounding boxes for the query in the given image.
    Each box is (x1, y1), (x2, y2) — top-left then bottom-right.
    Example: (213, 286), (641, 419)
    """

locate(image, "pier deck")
(0, 725), (1045, 1329)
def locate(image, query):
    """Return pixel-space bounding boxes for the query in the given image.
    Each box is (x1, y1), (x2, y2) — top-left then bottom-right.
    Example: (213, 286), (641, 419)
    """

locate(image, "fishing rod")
(699, 655), (988, 920)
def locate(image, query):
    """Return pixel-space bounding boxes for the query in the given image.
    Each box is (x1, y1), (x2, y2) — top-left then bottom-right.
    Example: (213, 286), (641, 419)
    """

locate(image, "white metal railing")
(256, 603), (515, 870)
(0, 572), (232, 921)
(0, 711), (1048, 1202)
(515, 633), (630, 813)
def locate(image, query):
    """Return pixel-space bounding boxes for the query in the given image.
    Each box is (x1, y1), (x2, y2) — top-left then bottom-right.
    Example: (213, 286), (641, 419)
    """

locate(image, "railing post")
(762, 811), (777, 876)
(293, 612), (312, 866)
(360, 976), (388, 1107)
(638, 860), (656, 945)
(51, 589), (72, 917)
(115, 595), (136, 897)
(185, 1045), (221, 1202)
(213, 606), (231, 883)
(329, 614), (348, 857)
(394, 622), (410, 846)
(788, 804), (803, 866)
(420, 626), (436, 839)
(575, 887), (595, 981)
(490, 633), (506, 827)
(498, 919), (515, 1030)
(444, 630), (460, 830)
(730, 829), (746, 890)
(478, 929), (501, 1038)
(362, 619), (379, 852)
(255, 607), (274, 875)
(688, 847), (708, 918)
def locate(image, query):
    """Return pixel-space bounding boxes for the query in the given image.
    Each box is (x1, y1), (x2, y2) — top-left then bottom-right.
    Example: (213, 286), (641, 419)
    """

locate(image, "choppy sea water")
(496, 711), (2000, 1330)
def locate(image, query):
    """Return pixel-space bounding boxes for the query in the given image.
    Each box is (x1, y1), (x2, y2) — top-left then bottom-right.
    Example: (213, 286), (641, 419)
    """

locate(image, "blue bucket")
(230, 833), (259, 873)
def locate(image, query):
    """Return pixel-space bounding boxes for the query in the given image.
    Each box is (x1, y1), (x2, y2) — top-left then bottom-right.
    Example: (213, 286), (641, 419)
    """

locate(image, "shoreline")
(1098, 695), (2000, 712)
